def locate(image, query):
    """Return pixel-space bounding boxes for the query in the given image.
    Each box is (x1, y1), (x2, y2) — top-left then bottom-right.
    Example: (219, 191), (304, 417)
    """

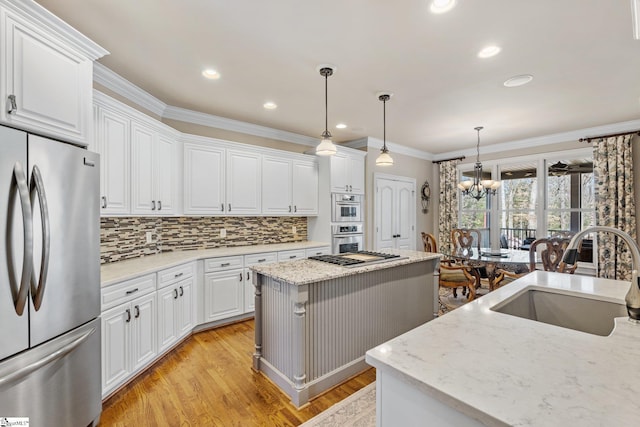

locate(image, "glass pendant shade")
(316, 134), (337, 156)
(376, 149), (394, 166)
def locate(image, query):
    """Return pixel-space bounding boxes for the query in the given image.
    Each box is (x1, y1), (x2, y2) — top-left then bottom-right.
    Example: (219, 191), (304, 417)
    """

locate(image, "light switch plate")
(220, 228), (227, 238)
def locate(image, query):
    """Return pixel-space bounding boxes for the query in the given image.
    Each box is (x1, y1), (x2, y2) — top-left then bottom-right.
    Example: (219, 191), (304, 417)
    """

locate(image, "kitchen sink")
(491, 288), (628, 336)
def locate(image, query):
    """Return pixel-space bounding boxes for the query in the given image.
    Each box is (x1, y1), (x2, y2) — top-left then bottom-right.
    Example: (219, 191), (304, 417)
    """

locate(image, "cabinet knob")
(7, 95), (17, 114)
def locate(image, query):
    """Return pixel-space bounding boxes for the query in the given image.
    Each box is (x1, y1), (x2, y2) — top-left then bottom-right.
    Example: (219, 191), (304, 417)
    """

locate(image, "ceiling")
(36, 0), (640, 155)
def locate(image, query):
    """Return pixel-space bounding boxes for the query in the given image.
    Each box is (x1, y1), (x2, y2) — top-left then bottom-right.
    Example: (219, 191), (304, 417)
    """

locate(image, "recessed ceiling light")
(263, 102), (277, 110)
(430, 0), (456, 14)
(503, 74), (534, 87)
(202, 69), (220, 80)
(478, 45), (501, 58)
(336, 123), (347, 129)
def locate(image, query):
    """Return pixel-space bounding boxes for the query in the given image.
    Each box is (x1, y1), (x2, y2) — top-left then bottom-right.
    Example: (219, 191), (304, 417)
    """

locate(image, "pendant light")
(315, 66), (337, 156)
(457, 126), (500, 199)
(376, 93), (393, 166)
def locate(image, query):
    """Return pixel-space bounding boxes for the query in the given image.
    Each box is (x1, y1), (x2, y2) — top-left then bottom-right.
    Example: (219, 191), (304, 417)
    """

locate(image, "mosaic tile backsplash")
(100, 216), (308, 264)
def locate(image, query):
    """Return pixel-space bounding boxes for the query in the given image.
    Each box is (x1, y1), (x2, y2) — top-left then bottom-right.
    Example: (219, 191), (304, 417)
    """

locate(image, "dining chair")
(493, 269), (526, 289)
(421, 232), (437, 253)
(439, 263), (477, 301)
(451, 228), (481, 255)
(528, 237), (577, 273)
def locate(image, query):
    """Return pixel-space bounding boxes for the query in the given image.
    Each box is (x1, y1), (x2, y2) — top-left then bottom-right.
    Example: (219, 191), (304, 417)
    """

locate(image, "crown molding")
(344, 137), (434, 161)
(433, 119), (640, 161)
(93, 63), (167, 116)
(163, 105), (320, 147)
(2, 0), (108, 60)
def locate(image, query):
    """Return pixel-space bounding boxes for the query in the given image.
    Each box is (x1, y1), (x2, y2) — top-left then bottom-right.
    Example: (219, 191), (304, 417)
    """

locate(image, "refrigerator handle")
(10, 162), (34, 316)
(0, 327), (96, 387)
(29, 165), (50, 311)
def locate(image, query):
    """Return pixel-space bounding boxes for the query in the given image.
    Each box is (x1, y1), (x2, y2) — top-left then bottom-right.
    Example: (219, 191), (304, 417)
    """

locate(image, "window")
(498, 162), (538, 249)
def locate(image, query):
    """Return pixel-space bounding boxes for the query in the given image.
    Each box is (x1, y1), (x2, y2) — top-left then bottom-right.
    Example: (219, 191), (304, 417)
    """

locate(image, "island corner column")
(292, 283), (309, 406)
(252, 272), (263, 371)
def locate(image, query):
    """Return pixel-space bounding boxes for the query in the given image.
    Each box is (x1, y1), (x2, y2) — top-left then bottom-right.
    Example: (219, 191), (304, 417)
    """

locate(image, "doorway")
(374, 174), (416, 250)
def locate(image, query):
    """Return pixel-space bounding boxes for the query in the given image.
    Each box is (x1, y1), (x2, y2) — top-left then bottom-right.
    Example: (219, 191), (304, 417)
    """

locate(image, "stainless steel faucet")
(563, 226), (640, 323)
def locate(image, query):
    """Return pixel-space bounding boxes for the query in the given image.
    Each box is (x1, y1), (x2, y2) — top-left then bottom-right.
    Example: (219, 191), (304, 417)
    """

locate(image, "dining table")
(440, 247), (534, 290)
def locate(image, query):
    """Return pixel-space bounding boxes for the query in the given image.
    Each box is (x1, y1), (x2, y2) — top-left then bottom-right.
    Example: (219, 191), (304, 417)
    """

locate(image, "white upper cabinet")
(0, 0), (107, 145)
(226, 149), (261, 215)
(183, 142), (225, 215)
(330, 151), (365, 194)
(292, 159), (318, 215)
(131, 123), (175, 215)
(262, 155), (318, 216)
(95, 104), (130, 215)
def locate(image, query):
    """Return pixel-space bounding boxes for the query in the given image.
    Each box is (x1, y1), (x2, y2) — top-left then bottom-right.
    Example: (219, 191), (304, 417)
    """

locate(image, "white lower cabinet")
(204, 268), (244, 322)
(157, 276), (194, 353)
(101, 291), (156, 397)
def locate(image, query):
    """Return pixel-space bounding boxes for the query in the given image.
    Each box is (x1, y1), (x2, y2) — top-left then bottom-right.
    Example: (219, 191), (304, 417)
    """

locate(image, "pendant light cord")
(383, 98), (386, 149)
(325, 73), (328, 134)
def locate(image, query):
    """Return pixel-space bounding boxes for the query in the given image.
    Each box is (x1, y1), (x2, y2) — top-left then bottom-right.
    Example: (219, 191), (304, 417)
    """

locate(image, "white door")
(292, 159), (318, 215)
(97, 107), (130, 215)
(130, 123), (155, 214)
(204, 270), (244, 322)
(130, 293), (157, 372)
(375, 175), (416, 250)
(101, 304), (130, 394)
(183, 143), (225, 214)
(177, 277), (194, 338)
(154, 133), (174, 214)
(262, 156), (292, 214)
(226, 149), (261, 215)
(157, 286), (178, 353)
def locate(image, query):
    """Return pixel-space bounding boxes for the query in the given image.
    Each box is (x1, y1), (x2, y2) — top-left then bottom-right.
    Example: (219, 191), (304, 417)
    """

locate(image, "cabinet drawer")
(157, 262), (195, 289)
(244, 252), (278, 266)
(102, 274), (156, 311)
(306, 246), (331, 257)
(204, 255), (244, 273)
(278, 249), (306, 262)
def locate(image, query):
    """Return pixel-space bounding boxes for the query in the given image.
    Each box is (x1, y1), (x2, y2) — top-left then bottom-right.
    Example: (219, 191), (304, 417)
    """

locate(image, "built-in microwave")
(331, 224), (364, 254)
(332, 193), (363, 223)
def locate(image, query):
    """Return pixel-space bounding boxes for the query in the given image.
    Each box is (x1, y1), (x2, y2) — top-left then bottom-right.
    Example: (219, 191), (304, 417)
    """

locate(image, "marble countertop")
(366, 271), (640, 426)
(101, 241), (329, 287)
(251, 249), (441, 286)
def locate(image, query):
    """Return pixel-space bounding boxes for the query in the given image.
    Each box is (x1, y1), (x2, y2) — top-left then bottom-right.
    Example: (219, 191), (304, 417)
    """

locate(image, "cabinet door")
(155, 133), (174, 214)
(101, 304), (130, 395)
(330, 152), (349, 193)
(131, 123), (156, 214)
(183, 143), (225, 214)
(97, 107), (130, 215)
(130, 293), (157, 373)
(349, 155), (366, 195)
(243, 269), (254, 313)
(292, 159), (318, 215)
(262, 156), (292, 214)
(176, 277), (194, 338)
(204, 270), (244, 322)
(157, 286), (178, 354)
(0, 10), (92, 144)
(226, 149), (261, 215)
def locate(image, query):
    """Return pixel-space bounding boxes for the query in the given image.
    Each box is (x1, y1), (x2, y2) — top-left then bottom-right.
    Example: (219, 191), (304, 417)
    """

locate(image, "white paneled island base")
(251, 250), (439, 407)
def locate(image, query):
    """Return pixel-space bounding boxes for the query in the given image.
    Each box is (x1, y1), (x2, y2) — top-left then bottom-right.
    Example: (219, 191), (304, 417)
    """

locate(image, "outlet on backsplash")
(146, 232), (153, 243)
(292, 226), (297, 234)
(220, 228), (227, 238)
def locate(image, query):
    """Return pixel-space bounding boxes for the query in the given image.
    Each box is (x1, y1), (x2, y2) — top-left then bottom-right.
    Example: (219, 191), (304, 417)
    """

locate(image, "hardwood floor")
(99, 319), (376, 426)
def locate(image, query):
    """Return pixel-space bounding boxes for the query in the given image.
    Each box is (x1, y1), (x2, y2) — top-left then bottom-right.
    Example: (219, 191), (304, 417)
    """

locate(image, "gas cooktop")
(309, 251), (406, 268)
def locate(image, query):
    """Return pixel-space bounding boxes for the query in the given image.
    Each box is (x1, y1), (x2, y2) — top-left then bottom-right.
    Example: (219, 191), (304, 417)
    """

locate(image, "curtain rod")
(432, 155), (465, 164)
(579, 130), (640, 143)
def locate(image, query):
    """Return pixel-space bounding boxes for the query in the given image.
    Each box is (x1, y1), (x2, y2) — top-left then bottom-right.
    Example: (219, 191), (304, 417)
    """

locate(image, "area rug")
(299, 383), (376, 427)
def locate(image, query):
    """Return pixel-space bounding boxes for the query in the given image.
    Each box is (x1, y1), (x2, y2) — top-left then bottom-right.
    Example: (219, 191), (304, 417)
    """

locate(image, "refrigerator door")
(0, 126), (31, 361)
(28, 134), (100, 347)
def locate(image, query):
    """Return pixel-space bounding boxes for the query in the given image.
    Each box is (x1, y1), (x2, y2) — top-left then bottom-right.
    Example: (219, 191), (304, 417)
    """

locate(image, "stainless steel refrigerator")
(0, 125), (101, 426)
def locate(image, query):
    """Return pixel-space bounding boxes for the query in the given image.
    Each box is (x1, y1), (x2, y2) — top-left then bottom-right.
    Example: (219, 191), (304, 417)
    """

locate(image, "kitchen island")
(366, 271), (640, 426)
(251, 249), (440, 407)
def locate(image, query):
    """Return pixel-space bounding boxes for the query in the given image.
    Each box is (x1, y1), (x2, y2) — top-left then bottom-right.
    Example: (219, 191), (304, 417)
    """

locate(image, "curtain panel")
(438, 159), (460, 254)
(593, 134), (636, 280)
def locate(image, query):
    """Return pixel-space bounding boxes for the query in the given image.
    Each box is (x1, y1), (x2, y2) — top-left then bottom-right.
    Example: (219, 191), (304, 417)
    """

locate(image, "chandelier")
(315, 66), (337, 156)
(457, 126), (500, 199)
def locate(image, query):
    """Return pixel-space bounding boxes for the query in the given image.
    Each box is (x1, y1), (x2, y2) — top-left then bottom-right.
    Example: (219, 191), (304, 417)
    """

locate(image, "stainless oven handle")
(333, 235), (362, 239)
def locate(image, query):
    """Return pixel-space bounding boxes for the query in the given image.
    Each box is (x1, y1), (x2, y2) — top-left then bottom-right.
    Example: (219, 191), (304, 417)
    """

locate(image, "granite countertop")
(101, 241), (329, 287)
(251, 249), (441, 286)
(366, 271), (640, 426)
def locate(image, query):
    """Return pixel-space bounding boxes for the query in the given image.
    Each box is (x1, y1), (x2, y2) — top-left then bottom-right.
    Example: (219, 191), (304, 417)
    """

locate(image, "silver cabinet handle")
(83, 157), (95, 167)
(239, 272), (243, 281)
(125, 288), (139, 295)
(10, 162), (33, 316)
(179, 286), (184, 297)
(258, 258), (266, 262)
(294, 206), (297, 213)
(221, 203), (224, 211)
(228, 203), (231, 212)
(7, 94), (17, 114)
(221, 262), (231, 267)
(289, 255), (297, 259)
(151, 200), (156, 210)
(29, 165), (50, 311)
(173, 288), (179, 299)
(246, 272), (250, 281)
(101, 196), (107, 209)
(0, 327), (95, 387)
(158, 200), (162, 211)
(174, 272), (184, 278)
(134, 305), (140, 318)
(125, 309), (131, 323)
(289, 205), (292, 212)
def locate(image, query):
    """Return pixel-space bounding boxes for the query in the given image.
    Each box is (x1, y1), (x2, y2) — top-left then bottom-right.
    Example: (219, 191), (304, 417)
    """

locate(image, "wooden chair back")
(421, 232), (437, 253)
(451, 228), (481, 254)
(493, 269), (526, 289)
(529, 237), (576, 274)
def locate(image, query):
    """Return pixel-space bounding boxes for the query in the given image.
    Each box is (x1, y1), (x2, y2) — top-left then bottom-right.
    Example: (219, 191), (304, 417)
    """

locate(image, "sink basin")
(491, 288), (628, 336)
